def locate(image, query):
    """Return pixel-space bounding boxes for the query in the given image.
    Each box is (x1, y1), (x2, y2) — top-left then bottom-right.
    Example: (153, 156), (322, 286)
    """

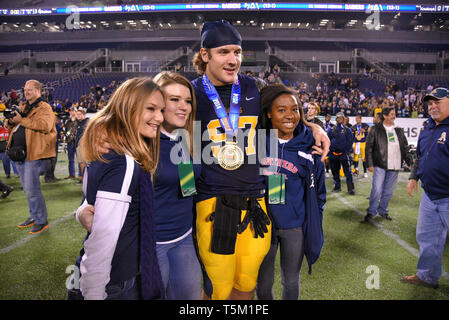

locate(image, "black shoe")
(348, 190), (355, 195)
(17, 217), (35, 228)
(1, 186), (13, 199)
(362, 214), (373, 223)
(380, 214), (392, 221)
(29, 222), (49, 234)
(332, 187), (341, 193)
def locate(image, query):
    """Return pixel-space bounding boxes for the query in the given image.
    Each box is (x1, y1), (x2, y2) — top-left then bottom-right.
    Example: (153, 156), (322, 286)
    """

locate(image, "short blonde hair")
(308, 102), (320, 115)
(25, 80), (42, 92)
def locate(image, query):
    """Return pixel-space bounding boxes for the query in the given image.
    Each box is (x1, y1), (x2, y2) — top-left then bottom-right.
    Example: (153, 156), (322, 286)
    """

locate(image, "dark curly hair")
(259, 83), (307, 130)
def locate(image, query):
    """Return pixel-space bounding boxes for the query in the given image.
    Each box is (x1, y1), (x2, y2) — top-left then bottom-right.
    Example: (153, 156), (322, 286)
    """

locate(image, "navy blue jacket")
(261, 123), (326, 273)
(327, 124), (353, 157)
(414, 116), (449, 200)
(153, 132), (201, 242)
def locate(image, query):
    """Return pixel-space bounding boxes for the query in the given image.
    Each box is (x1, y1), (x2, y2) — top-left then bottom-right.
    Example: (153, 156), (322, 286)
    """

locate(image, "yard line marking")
(332, 193), (449, 281)
(0, 211), (75, 255)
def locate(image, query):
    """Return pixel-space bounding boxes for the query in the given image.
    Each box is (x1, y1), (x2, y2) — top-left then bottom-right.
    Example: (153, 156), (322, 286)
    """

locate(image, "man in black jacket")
(364, 107), (412, 222)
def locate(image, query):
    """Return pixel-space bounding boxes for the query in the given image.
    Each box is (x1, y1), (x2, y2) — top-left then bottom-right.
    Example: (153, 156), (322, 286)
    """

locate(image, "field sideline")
(0, 153), (448, 300)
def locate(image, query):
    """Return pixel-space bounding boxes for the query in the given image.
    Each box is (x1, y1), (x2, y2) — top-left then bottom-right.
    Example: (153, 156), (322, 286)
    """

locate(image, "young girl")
(256, 83), (326, 300)
(69, 77), (165, 300)
(151, 71), (202, 300)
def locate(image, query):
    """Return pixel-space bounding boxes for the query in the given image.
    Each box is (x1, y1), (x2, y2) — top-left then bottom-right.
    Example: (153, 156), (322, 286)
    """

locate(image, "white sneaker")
(325, 172), (329, 178)
(364, 173), (368, 178)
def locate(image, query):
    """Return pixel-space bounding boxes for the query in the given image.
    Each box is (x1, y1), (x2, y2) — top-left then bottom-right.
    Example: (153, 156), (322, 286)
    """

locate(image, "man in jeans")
(402, 87), (449, 289)
(5, 80), (56, 234)
(364, 107), (412, 222)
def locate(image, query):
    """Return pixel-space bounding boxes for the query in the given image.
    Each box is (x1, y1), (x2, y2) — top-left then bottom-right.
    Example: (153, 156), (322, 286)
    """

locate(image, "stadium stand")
(0, 0), (448, 119)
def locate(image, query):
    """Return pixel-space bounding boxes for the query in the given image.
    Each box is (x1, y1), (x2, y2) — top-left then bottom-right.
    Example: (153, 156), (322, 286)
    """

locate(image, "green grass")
(0, 156), (448, 300)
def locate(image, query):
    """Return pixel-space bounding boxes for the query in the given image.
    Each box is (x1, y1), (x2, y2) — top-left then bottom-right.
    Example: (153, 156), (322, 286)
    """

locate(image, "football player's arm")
(306, 122), (330, 162)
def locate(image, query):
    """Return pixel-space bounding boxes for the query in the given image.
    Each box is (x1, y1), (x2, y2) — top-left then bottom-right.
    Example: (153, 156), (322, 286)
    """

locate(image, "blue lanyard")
(202, 74), (241, 137)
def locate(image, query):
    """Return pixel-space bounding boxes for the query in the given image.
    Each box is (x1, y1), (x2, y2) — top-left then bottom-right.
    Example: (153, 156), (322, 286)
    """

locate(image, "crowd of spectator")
(292, 74), (435, 119)
(238, 69), (437, 119)
(0, 72), (444, 143)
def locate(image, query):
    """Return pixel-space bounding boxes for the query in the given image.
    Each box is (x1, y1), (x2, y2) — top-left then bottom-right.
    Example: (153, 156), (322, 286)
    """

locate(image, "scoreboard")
(1, 3), (449, 16)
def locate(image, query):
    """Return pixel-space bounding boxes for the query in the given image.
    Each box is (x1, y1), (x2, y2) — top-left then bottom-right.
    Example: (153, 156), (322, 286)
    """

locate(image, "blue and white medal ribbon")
(201, 73), (241, 137)
(202, 74), (244, 170)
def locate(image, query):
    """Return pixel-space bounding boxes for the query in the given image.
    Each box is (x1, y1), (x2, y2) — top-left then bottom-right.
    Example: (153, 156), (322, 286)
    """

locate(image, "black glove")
(237, 199), (270, 238)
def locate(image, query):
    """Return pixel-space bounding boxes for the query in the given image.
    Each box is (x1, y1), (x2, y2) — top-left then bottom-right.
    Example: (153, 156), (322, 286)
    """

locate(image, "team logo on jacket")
(438, 132), (446, 144)
(310, 173), (315, 188)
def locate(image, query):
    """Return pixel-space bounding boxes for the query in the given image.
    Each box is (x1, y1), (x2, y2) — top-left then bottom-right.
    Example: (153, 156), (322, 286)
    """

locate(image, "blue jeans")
(367, 167), (398, 216)
(1, 152), (18, 176)
(15, 160), (48, 224)
(156, 232), (202, 300)
(67, 143), (76, 177)
(256, 227), (305, 300)
(416, 192), (449, 285)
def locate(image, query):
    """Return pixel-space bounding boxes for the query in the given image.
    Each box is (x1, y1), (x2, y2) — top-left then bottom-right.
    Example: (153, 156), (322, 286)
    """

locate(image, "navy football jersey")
(192, 74), (265, 201)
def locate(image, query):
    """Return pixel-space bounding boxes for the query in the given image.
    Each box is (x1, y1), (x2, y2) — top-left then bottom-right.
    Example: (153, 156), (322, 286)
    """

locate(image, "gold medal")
(217, 141), (244, 170)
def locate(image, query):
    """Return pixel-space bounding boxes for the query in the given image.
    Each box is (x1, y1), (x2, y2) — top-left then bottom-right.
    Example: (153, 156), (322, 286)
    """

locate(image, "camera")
(3, 105), (21, 119)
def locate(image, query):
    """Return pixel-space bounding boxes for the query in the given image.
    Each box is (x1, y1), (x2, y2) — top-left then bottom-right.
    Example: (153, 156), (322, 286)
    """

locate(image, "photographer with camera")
(5, 80), (56, 234)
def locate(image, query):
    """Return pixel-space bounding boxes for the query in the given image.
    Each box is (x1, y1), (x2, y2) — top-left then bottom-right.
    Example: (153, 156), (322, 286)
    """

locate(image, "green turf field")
(0, 154), (448, 300)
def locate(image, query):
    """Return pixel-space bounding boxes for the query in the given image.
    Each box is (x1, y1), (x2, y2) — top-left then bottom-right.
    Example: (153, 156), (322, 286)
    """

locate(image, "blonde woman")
(68, 78), (165, 300)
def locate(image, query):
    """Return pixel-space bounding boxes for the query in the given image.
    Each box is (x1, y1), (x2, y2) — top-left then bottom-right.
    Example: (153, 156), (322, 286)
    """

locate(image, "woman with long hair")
(69, 77), (165, 300)
(74, 72), (202, 300)
(151, 71), (202, 300)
